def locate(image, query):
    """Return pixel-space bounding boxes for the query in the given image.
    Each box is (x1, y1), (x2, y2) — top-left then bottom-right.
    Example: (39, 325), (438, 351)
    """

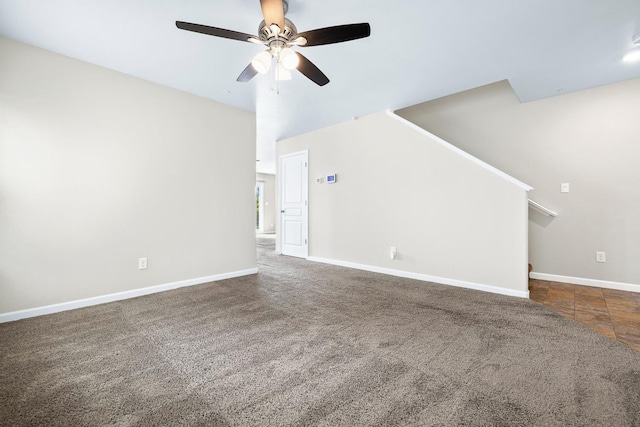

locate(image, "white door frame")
(279, 150), (308, 258)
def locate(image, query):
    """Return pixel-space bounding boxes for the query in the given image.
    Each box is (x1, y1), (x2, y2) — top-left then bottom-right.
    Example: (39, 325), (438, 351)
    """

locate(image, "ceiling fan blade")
(176, 21), (256, 43)
(260, 0), (285, 30)
(297, 23), (371, 47)
(237, 63), (259, 83)
(295, 52), (329, 86)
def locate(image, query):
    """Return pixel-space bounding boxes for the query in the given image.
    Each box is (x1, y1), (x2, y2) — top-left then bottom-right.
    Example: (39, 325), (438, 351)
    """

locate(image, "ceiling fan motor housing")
(258, 18), (297, 43)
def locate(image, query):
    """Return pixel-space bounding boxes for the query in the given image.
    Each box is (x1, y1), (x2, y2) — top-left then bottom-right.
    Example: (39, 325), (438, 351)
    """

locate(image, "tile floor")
(529, 279), (640, 352)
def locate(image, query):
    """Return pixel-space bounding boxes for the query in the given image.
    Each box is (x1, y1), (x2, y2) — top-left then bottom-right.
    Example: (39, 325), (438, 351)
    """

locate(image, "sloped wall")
(277, 111), (530, 296)
(0, 37), (257, 316)
(398, 79), (640, 290)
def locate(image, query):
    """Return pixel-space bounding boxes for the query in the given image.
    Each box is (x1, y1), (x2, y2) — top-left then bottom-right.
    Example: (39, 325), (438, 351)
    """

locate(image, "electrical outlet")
(596, 252), (606, 263)
(138, 257), (148, 270)
(561, 183), (570, 193)
(390, 247), (397, 260)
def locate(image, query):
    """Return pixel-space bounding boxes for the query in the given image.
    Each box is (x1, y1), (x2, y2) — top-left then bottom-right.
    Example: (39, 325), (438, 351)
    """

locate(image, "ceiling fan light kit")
(175, 0), (370, 86)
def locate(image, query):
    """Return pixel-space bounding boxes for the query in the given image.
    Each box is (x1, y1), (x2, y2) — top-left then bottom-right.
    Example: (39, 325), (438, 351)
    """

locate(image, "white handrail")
(528, 199), (557, 217)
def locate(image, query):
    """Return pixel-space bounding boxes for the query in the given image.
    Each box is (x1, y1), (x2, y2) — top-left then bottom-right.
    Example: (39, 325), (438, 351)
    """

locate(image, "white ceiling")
(1, 0), (640, 173)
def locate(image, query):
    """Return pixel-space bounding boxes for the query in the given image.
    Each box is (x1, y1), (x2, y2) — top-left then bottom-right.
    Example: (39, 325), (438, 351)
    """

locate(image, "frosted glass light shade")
(280, 48), (299, 70)
(275, 63), (292, 80)
(252, 51), (273, 74)
(623, 50), (640, 63)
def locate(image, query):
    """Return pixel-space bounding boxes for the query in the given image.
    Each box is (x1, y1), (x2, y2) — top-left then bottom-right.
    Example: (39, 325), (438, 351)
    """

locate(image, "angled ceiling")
(1, 0), (639, 173)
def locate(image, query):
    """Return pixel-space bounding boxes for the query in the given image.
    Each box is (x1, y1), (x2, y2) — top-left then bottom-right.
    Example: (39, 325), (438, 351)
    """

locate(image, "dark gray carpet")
(1, 237), (639, 426)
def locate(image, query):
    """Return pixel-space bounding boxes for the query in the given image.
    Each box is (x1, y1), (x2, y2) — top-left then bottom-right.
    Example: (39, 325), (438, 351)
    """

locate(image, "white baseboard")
(530, 272), (640, 293)
(307, 256), (529, 298)
(0, 268), (259, 324)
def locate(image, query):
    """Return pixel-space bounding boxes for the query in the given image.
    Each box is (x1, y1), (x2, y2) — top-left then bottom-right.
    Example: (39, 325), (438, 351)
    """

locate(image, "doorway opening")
(256, 181), (264, 233)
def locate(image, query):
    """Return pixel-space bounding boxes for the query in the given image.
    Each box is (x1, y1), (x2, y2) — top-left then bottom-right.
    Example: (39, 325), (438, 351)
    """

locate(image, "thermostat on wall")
(326, 174), (337, 183)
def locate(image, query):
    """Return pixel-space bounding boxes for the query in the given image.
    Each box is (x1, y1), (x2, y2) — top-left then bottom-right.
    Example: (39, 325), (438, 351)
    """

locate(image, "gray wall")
(0, 37), (257, 314)
(256, 173), (276, 233)
(398, 79), (640, 287)
(277, 112), (529, 295)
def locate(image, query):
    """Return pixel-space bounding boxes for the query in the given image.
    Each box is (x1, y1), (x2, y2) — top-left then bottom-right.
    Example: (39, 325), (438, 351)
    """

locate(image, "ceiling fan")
(176, 0), (371, 86)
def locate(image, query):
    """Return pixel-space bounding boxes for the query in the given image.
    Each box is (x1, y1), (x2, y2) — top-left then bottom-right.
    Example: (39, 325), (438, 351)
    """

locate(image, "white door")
(280, 150), (308, 258)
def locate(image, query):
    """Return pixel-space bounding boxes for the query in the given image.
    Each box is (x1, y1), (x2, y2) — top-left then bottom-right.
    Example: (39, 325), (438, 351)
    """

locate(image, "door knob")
(281, 210), (285, 213)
